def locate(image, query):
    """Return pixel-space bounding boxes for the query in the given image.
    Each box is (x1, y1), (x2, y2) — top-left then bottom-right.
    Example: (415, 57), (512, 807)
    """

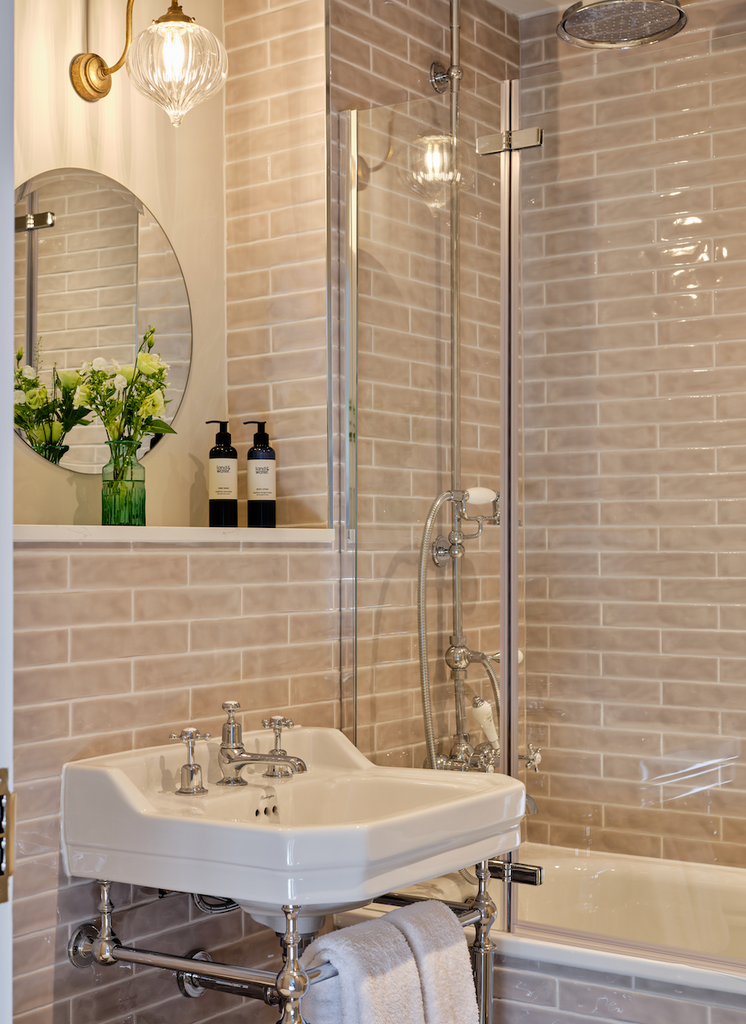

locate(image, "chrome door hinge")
(0, 770), (15, 902)
(15, 211), (55, 232)
(476, 128), (544, 157)
(488, 860), (543, 886)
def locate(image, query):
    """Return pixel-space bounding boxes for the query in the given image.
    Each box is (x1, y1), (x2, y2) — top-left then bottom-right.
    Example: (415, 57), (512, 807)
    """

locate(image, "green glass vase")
(101, 440), (146, 526)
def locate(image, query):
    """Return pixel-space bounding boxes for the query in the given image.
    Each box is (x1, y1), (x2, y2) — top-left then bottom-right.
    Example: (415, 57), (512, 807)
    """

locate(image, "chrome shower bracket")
(432, 491), (499, 562)
(432, 531), (466, 566)
(430, 61), (449, 92)
(429, 60), (462, 93)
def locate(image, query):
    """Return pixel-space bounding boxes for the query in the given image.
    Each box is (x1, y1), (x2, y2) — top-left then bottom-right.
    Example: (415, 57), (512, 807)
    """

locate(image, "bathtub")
(338, 841), (746, 999)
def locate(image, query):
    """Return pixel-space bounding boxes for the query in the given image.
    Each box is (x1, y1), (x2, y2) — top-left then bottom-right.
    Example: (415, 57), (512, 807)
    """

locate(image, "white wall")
(14, 0), (227, 526)
(0, 0), (13, 1006)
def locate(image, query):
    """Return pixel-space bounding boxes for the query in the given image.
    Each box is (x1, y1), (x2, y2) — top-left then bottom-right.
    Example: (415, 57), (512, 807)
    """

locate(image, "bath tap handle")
(519, 744), (542, 772)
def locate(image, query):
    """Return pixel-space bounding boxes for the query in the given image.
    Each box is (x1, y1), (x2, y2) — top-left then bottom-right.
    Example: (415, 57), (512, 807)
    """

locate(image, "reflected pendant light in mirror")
(402, 132), (475, 213)
(126, 4), (228, 127)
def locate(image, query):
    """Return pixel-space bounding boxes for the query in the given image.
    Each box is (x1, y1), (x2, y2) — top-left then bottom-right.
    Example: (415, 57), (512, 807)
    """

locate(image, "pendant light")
(70, 1), (228, 127)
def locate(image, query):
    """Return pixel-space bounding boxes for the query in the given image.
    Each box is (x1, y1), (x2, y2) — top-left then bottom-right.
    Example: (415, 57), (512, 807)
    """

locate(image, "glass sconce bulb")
(126, 21), (228, 127)
(404, 132), (475, 212)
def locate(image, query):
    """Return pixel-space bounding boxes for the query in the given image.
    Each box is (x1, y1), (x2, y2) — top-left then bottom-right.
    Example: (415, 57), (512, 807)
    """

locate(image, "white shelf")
(14, 524), (335, 545)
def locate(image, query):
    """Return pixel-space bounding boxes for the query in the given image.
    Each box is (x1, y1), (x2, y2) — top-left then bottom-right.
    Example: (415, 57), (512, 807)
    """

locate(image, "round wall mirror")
(14, 168), (192, 473)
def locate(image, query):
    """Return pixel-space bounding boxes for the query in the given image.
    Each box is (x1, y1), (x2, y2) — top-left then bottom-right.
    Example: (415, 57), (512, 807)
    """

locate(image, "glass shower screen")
(348, 91), (504, 769)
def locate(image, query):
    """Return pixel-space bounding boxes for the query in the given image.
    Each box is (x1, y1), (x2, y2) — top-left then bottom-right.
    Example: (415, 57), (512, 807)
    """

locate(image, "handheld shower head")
(464, 486), (498, 506)
(557, 0), (687, 48)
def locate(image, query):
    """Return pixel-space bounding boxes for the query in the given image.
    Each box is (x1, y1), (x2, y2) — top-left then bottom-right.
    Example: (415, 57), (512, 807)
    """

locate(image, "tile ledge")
(14, 524), (335, 546)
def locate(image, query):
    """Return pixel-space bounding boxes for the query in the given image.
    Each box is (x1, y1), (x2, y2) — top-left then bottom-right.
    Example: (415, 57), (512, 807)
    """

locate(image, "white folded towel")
(386, 900), (480, 1024)
(300, 916), (426, 1024)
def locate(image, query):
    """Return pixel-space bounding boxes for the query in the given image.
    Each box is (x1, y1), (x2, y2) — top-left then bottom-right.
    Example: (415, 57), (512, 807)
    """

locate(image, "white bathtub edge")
(495, 933), (746, 996)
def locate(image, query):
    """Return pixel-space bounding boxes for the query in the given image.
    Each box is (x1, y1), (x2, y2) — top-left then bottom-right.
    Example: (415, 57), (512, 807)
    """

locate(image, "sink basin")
(62, 727), (525, 931)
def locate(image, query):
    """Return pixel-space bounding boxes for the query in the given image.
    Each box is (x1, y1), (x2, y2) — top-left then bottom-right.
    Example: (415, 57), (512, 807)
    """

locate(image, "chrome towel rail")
(69, 864), (498, 1024)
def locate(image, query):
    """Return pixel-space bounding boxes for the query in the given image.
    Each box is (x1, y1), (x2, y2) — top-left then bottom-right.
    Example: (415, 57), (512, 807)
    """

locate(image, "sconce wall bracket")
(70, 0), (135, 103)
(70, 53), (112, 101)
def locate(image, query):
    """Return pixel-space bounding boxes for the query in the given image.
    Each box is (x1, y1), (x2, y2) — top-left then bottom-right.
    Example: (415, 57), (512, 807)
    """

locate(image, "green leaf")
(148, 419), (177, 434)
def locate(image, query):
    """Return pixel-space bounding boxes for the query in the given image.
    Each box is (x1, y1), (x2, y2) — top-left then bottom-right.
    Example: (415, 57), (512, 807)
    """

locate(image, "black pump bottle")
(206, 420), (238, 527)
(244, 420), (276, 528)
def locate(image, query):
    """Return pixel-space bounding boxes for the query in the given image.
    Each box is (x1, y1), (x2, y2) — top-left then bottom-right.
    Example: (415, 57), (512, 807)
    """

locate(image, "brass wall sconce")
(70, 0), (228, 127)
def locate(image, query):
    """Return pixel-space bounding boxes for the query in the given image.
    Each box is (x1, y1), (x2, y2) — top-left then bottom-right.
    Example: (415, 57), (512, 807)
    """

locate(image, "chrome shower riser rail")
(69, 873), (497, 1024)
(418, 492), (502, 771)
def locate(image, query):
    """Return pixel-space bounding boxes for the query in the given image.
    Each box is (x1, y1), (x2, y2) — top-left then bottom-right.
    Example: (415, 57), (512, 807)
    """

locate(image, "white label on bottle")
(209, 459), (237, 500)
(248, 459), (276, 500)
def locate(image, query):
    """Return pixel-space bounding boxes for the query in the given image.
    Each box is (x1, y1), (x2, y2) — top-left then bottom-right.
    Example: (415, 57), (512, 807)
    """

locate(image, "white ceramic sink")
(62, 727), (525, 931)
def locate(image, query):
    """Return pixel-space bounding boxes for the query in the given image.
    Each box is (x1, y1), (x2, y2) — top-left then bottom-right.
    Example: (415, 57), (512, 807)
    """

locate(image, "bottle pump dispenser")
(244, 420), (276, 528)
(206, 420), (238, 527)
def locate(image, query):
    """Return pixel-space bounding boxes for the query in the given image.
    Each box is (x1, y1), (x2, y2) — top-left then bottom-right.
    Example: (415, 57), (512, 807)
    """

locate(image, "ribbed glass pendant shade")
(404, 133), (474, 212)
(126, 21), (228, 127)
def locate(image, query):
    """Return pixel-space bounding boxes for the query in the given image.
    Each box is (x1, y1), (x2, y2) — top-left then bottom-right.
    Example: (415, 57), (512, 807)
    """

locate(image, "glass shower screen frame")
(344, 90), (512, 781)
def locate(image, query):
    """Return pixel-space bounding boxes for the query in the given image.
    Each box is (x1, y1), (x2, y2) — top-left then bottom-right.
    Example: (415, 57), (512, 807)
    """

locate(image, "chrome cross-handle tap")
(169, 728), (211, 795)
(263, 716), (294, 753)
(519, 744), (542, 772)
(262, 717), (296, 778)
(221, 700), (243, 747)
(218, 704), (307, 785)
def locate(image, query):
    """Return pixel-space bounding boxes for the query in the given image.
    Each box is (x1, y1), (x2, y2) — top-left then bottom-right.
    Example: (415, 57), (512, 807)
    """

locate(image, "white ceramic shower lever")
(471, 696), (499, 751)
(464, 486), (498, 505)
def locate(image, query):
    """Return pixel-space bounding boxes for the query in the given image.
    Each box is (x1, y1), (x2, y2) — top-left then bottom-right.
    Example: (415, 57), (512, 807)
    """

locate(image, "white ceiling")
(497, 0), (565, 19)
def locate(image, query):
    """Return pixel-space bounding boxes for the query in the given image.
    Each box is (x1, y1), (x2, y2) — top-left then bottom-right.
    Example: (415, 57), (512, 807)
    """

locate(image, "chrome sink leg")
(275, 904), (310, 1024)
(68, 879), (120, 969)
(468, 860), (496, 1024)
(93, 879), (119, 964)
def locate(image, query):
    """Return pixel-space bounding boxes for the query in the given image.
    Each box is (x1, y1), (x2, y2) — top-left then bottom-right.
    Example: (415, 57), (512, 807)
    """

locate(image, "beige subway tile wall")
(137, 209), (191, 414)
(14, 177), (138, 400)
(12, 1), (337, 1018)
(13, 538), (338, 1023)
(225, 0), (329, 528)
(330, 0), (519, 112)
(519, 0), (746, 865)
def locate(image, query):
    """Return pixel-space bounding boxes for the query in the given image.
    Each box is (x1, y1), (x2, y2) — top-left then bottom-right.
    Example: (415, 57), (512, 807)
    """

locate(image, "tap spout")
(219, 748), (307, 785)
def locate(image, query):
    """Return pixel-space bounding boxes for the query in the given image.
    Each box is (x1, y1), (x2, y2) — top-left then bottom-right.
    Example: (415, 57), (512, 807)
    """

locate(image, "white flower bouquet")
(73, 325), (176, 447)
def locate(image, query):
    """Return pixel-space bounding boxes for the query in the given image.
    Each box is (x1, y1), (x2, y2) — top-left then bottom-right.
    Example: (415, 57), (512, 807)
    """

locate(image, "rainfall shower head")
(557, 0), (687, 48)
